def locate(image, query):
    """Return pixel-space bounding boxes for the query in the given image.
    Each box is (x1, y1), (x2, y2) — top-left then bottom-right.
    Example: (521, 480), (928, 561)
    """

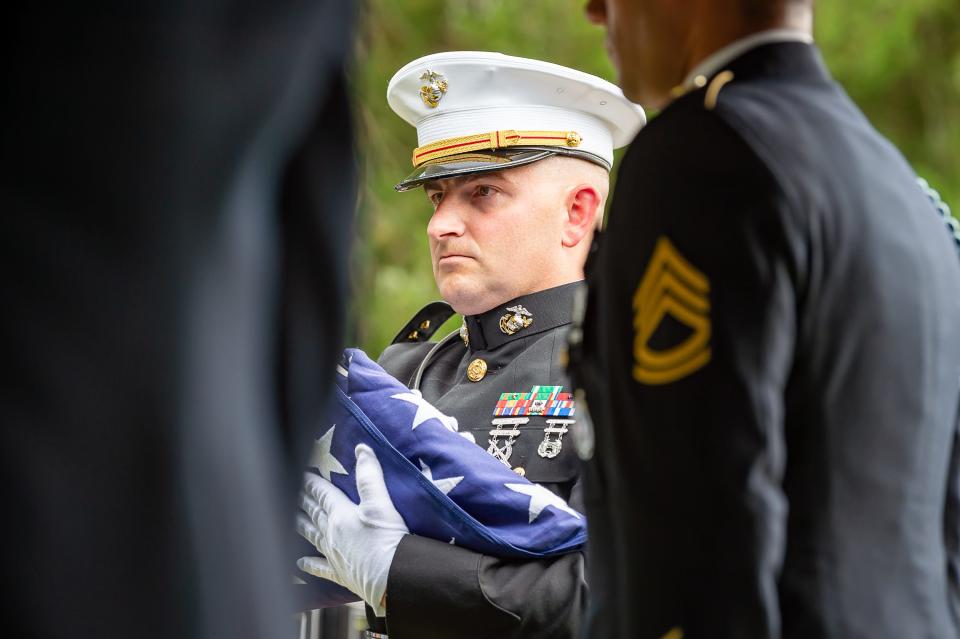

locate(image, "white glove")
(296, 444), (408, 617)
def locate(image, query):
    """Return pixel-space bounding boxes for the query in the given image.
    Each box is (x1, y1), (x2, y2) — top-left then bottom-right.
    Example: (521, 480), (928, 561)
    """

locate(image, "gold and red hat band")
(412, 129), (582, 167)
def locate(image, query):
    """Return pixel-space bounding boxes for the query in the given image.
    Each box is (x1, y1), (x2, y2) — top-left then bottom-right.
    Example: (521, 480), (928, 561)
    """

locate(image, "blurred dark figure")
(574, 0), (960, 637)
(1, 2), (356, 638)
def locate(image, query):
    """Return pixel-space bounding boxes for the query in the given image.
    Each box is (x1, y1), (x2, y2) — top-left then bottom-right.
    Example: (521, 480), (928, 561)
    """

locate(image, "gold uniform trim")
(418, 152), (511, 168)
(704, 70), (735, 110)
(633, 236), (711, 385)
(413, 129), (582, 166)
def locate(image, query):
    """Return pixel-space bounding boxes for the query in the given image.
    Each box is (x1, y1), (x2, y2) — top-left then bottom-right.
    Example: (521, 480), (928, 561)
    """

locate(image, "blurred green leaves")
(816, 0), (960, 207)
(348, 0), (960, 355)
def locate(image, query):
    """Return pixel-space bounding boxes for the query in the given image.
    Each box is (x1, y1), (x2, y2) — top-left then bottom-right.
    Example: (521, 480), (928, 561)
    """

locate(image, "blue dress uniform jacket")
(366, 282), (587, 639)
(576, 42), (960, 638)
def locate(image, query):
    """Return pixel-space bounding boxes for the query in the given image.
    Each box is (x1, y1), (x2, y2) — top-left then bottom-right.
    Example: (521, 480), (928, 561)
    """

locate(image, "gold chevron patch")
(633, 236), (711, 385)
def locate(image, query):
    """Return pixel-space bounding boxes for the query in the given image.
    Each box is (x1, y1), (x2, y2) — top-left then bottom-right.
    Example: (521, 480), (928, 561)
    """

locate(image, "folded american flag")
(295, 348), (586, 608)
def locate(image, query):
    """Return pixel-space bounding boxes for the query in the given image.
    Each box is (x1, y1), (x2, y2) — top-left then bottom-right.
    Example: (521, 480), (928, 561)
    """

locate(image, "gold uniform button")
(512, 466), (526, 477)
(467, 358), (487, 382)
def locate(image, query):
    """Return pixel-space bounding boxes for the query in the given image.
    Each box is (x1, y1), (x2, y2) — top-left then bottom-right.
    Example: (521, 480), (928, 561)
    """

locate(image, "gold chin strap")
(412, 129), (582, 166)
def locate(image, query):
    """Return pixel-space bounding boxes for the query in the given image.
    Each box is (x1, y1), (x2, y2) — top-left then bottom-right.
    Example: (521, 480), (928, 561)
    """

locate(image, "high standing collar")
(461, 282), (583, 353)
(717, 40), (830, 86)
(681, 30), (814, 91)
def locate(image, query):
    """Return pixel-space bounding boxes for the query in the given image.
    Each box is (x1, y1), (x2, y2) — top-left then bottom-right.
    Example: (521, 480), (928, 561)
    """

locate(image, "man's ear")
(561, 184), (602, 248)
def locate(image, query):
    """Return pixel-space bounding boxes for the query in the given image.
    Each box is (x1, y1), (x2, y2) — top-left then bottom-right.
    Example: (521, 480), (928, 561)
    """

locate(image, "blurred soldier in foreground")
(2, 3), (355, 638)
(574, 0), (960, 637)
(296, 51), (644, 638)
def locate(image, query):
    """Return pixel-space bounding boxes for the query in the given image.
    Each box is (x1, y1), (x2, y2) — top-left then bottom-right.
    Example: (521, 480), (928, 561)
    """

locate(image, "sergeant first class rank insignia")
(487, 386), (576, 465)
(633, 236), (711, 385)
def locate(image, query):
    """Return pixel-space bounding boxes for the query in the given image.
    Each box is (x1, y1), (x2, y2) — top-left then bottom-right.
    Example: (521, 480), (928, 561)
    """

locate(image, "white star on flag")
(419, 459), (464, 495)
(308, 425), (348, 481)
(505, 483), (582, 523)
(391, 390), (459, 431)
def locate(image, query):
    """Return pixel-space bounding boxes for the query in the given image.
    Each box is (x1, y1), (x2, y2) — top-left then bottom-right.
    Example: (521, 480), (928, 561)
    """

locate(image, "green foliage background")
(346, 0), (960, 355)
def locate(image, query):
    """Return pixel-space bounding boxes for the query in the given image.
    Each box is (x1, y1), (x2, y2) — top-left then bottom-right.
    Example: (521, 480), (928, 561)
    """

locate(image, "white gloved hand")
(296, 444), (408, 617)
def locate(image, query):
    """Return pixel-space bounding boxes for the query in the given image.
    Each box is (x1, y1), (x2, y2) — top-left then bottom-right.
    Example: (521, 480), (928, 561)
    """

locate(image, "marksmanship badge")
(419, 70), (448, 108)
(538, 419), (573, 459)
(487, 417), (527, 466)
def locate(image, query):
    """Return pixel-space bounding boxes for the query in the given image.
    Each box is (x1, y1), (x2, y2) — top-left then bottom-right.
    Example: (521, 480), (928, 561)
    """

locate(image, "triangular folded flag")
(296, 348), (586, 609)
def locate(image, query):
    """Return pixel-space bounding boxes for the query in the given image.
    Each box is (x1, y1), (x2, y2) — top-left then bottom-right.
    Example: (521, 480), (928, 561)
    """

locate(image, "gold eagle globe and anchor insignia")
(419, 70), (448, 108)
(499, 305), (534, 335)
(632, 236), (711, 385)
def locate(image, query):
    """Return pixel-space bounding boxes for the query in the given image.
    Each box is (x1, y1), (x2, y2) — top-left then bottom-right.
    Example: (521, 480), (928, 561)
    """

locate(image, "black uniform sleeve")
(383, 534), (586, 639)
(586, 100), (804, 637)
(372, 462), (587, 638)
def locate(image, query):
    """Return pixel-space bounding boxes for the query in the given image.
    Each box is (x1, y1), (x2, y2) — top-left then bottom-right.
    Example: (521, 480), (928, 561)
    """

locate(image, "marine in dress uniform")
(295, 52), (644, 638)
(573, 20), (960, 639)
(371, 283), (587, 638)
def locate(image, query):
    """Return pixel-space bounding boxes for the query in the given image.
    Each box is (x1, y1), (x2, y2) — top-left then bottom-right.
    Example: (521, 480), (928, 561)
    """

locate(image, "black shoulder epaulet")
(390, 301), (457, 345)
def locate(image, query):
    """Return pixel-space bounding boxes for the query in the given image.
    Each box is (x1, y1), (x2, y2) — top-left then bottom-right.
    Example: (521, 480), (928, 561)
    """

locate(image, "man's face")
(423, 161), (573, 316)
(585, 0), (689, 108)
